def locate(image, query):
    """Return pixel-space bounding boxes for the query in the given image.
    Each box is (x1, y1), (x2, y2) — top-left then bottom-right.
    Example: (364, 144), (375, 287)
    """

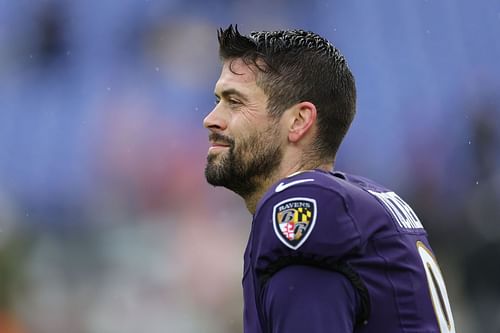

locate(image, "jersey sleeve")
(262, 265), (359, 333)
(252, 181), (362, 275)
(251, 175), (371, 327)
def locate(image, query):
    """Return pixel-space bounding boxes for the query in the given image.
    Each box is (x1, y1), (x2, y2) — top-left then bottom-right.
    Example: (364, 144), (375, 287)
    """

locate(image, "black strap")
(257, 254), (371, 327)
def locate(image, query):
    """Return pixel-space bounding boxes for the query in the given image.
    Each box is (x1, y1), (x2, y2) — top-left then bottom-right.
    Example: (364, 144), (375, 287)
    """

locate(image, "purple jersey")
(243, 169), (455, 333)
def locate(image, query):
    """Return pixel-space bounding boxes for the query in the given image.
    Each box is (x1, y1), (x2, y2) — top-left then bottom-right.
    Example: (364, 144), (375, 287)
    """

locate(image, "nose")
(203, 105), (227, 131)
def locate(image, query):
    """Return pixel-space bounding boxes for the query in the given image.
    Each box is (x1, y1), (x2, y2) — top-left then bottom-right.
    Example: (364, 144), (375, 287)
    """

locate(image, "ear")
(287, 101), (317, 143)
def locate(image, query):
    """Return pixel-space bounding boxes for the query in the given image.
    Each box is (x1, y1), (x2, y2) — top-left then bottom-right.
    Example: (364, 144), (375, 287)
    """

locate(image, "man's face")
(203, 59), (283, 197)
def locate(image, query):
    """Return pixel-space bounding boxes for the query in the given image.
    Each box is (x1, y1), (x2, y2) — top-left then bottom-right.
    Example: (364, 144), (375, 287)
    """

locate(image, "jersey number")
(417, 241), (456, 333)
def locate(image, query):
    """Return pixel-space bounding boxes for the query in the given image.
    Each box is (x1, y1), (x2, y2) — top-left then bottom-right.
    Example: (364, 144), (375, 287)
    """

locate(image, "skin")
(204, 58), (332, 213)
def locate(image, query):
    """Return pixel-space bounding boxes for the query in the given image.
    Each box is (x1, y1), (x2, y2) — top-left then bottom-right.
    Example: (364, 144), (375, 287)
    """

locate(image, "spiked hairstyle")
(217, 24), (356, 161)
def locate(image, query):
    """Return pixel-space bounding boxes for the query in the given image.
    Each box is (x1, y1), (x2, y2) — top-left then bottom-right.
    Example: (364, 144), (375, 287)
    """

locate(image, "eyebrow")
(214, 88), (249, 102)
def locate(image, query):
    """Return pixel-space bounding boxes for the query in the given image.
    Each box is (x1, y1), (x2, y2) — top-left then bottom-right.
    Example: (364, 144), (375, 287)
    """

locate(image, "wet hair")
(217, 24), (356, 161)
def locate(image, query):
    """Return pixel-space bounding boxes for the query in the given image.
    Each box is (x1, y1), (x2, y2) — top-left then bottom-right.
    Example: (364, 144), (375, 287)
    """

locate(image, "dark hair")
(217, 24), (356, 161)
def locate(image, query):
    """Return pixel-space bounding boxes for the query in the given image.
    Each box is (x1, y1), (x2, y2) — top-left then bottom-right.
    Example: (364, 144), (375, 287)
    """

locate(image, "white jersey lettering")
(368, 190), (424, 229)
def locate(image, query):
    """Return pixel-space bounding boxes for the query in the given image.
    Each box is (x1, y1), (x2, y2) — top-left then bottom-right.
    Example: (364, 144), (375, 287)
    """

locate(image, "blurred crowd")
(0, 0), (499, 332)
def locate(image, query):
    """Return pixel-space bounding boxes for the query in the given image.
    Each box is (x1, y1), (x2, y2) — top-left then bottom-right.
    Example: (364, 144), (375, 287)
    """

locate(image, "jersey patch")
(272, 197), (317, 250)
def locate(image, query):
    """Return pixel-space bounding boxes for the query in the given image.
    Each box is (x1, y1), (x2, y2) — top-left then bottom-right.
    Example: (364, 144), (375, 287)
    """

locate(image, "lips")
(211, 142), (230, 148)
(208, 133), (233, 153)
(208, 143), (230, 153)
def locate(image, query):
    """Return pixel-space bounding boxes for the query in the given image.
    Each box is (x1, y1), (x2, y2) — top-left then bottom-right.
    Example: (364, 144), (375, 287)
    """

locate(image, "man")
(203, 25), (456, 333)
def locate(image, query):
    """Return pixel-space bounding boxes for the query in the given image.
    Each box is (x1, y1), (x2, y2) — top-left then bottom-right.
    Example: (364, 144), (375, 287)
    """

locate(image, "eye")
(228, 98), (242, 106)
(214, 98), (220, 106)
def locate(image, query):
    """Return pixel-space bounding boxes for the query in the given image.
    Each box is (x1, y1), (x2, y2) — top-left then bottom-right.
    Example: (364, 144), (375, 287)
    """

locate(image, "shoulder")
(252, 170), (365, 257)
(255, 170), (387, 232)
(257, 169), (362, 215)
(259, 169), (426, 235)
(251, 170), (415, 259)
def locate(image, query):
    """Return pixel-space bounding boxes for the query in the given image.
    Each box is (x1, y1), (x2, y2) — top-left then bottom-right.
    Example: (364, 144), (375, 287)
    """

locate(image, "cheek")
(230, 115), (282, 149)
(265, 120), (285, 142)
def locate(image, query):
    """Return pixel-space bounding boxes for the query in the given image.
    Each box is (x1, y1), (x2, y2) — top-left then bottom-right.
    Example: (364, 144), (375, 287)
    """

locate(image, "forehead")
(214, 58), (260, 93)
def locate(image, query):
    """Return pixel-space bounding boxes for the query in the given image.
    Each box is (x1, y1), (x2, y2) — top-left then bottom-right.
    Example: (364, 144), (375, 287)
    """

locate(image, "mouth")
(207, 133), (233, 154)
(208, 142), (231, 153)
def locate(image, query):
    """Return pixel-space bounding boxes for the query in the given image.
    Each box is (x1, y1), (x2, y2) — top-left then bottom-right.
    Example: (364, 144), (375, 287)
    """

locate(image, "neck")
(243, 160), (333, 214)
(243, 176), (278, 214)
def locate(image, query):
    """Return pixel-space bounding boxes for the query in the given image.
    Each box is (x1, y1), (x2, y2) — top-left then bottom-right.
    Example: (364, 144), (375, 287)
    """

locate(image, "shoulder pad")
(252, 172), (362, 271)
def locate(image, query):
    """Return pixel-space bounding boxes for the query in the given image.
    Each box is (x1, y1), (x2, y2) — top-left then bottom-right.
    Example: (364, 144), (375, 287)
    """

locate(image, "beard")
(204, 125), (282, 198)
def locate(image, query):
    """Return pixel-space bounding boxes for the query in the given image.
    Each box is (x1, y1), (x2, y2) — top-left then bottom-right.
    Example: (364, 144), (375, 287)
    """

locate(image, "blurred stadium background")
(0, 0), (499, 332)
